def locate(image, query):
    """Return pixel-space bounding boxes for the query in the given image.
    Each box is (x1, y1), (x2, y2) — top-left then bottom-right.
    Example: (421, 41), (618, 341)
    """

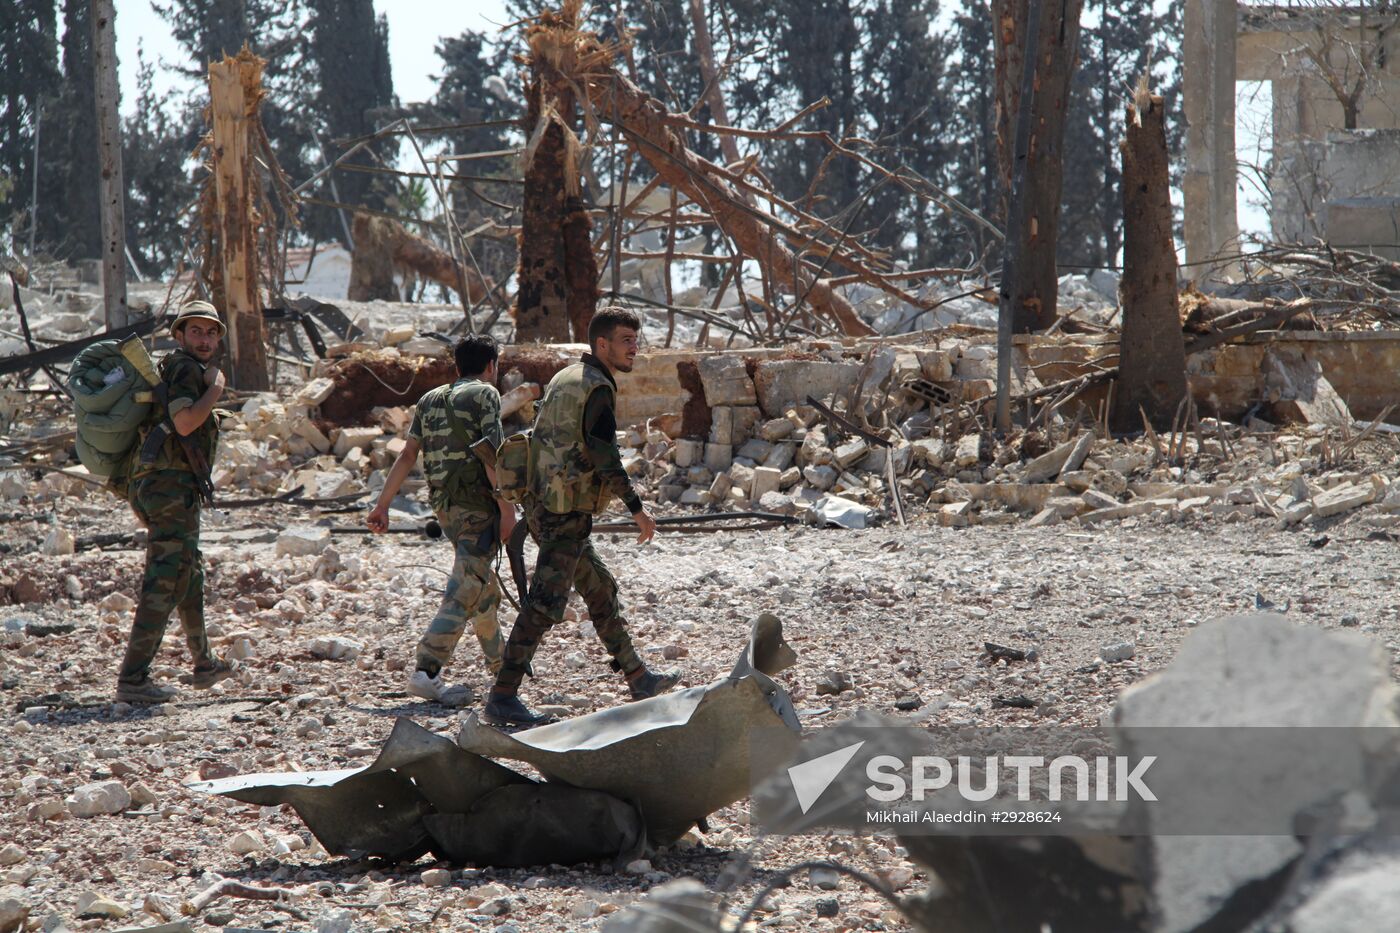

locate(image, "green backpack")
(67, 336), (159, 491)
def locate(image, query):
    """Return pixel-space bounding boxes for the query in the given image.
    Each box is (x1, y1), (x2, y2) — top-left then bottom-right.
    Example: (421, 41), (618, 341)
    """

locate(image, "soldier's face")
(596, 327), (639, 373)
(175, 320), (222, 363)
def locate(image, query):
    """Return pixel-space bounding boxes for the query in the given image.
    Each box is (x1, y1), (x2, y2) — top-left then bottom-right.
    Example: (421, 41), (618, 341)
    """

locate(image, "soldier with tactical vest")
(368, 334), (514, 702)
(115, 301), (237, 704)
(483, 306), (679, 727)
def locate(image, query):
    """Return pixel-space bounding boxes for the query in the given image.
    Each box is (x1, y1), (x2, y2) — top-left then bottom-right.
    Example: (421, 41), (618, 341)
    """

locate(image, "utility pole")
(92, 0), (129, 329)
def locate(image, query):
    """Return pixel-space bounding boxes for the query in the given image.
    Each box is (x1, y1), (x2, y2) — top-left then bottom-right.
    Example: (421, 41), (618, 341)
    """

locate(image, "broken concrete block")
(759, 418), (794, 442)
(294, 377), (337, 407)
(779, 467), (801, 489)
(66, 780), (131, 817)
(750, 466), (782, 502)
(833, 439), (870, 470)
(276, 526), (331, 558)
(803, 464), (838, 490)
(916, 348), (954, 381)
(703, 443), (732, 472)
(1090, 469), (1128, 496)
(1044, 495), (1090, 518)
(910, 439), (947, 467)
(292, 418), (332, 454)
(709, 406), (734, 445)
(859, 447), (888, 474)
(674, 438), (704, 468)
(1021, 438), (1083, 484)
(382, 325), (416, 346)
(679, 487), (708, 506)
(1026, 507), (1062, 527)
(954, 434), (982, 467)
(1099, 641), (1135, 663)
(708, 473), (733, 502)
(753, 359), (862, 417)
(732, 405), (762, 439)
(763, 442), (797, 471)
(1060, 469), (1094, 492)
(736, 438), (774, 462)
(939, 500), (973, 527)
(308, 636), (363, 661)
(1081, 487), (1122, 509)
(684, 466), (713, 487)
(1265, 349), (1353, 429)
(1060, 432), (1096, 477)
(1113, 615), (1400, 933)
(697, 354), (758, 406)
(728, 462), (756, 496)
(332, 426), (382, 458)
(757, 491), (795, 514)
(1311, 482), (1377, 519)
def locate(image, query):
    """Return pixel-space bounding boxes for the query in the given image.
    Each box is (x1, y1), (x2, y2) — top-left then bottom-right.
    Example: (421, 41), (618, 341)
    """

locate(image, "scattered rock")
(66, 780), (131, 817)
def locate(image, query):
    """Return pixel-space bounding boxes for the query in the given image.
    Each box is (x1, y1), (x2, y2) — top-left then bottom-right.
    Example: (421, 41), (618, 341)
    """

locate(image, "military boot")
(115, 678), (178, 705)
(482, 691), (557, 728)
(626, 666), (681, 701)
(190, 656), (237, 690)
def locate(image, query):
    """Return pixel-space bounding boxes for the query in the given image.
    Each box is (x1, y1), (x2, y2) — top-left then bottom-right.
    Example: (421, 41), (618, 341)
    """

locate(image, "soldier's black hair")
(588, 305), (641, 347)
(454, 333), (499, 377)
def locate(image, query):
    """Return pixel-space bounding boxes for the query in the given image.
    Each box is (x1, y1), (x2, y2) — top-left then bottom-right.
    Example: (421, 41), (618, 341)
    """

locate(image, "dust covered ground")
(3, 500), (1398, 932)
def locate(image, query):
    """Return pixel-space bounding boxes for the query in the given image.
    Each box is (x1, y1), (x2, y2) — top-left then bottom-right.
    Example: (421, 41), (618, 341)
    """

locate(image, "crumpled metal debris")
(187, 613), (800, 865)
(457, 611), (801, 846)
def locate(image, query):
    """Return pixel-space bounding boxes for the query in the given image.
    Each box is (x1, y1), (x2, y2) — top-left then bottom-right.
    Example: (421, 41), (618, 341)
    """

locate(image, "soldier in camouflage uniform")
(484, 306), (680, 728)
(368, 334), (513, 702)
(115, 302), (237, 704)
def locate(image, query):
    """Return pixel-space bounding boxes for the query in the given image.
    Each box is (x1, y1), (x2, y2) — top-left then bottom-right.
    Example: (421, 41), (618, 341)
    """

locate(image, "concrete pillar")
(1183, 0), (1240, 281)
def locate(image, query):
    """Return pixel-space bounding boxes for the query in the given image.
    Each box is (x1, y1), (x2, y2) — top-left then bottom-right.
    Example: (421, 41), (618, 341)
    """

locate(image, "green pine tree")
(0, 0), (60, 250)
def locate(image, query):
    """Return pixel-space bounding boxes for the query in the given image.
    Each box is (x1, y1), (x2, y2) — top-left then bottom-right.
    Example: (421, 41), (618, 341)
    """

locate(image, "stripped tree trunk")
(992, 0), (1084, 332)
(1112, 90), (1187, 432)
(208, 50), (269, 390)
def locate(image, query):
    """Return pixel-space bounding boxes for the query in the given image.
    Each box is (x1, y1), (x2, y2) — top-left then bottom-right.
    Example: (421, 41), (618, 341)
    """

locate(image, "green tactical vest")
(417, 380), (495, 512)
(530, 361), (614, 515)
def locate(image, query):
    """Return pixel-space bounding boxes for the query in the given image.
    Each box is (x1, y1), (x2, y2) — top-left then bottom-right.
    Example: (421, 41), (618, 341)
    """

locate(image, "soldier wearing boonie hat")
(114, 300), (236, 705)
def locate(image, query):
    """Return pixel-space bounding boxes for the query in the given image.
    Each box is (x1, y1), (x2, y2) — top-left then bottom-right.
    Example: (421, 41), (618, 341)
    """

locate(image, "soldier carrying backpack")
(74, 301), (238, 704)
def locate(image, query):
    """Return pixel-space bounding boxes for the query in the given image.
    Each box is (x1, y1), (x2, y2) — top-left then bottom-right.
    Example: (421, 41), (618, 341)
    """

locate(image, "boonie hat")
(171, 300), (226, 337)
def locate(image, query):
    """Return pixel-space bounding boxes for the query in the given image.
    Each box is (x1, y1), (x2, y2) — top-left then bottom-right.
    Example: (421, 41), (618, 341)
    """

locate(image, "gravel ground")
(3, 502), (1398, 932)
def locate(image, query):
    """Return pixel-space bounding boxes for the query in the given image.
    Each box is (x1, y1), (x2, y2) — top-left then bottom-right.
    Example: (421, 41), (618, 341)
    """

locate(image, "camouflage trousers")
(415, 504), (504, 678)
(494, 502), (642, 694)
(118, 471), (212, 684)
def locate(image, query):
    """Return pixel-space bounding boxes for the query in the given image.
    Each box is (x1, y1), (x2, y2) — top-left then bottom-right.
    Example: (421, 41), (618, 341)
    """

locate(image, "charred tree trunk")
(993, 0), (1084, 332)
(518, 18), (593, 343)
(1112, 91), (1187, 432)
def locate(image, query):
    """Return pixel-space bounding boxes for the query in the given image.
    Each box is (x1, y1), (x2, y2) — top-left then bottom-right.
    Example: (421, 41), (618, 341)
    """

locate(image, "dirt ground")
(2, 499), (1396, 932)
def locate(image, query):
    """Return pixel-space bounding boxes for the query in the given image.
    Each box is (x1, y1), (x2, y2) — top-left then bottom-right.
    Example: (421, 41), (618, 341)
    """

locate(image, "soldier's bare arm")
(368, 437), (421, 533)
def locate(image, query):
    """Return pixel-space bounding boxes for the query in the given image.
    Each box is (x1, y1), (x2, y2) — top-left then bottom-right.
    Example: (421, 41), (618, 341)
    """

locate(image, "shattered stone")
(307, 636), (363, 661)
(332, 426), (383, 458)
(802, 465), (837, 491)
(954, 434), (982, 467)
(41, 527), (74, 556)
(674, 439), (703, 468)
(276, 526), (331, 558)
(702, 443), (732, 472)
(229, 830), (265, 855)
(1099, 641), (1136, 663)
(697, 355), (757, 406)
(66, 780), (131, 817)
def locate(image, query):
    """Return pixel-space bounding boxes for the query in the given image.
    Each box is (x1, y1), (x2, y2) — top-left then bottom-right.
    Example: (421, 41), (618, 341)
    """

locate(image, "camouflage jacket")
(529, 354), (642, 515)
(131, 349), (219, 481)
(410, 378), (502, 513)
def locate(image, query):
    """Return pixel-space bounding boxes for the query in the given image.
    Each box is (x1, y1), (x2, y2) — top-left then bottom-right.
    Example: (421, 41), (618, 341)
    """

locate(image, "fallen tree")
(348, 212), (493, 305)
